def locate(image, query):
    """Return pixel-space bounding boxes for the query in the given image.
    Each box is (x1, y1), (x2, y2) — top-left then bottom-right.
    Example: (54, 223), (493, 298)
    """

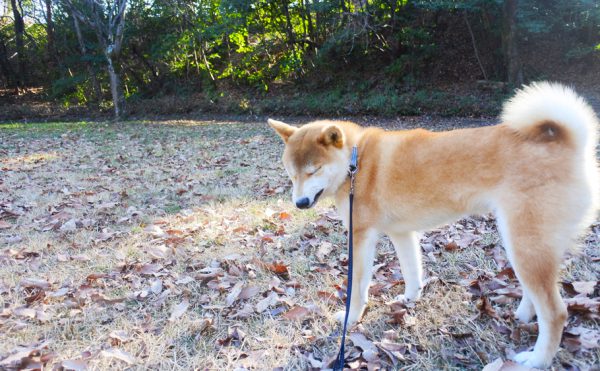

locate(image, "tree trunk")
(501, 0), (523, 86)
(45, 0), (57, 69)
(10, 0), (26, 88)
(106, 55), (123, 119)
(0, 35), (15, 87)
(282, 1), (296, 49)
(464, 12), (488, 81)
(304, 0), (315, 44)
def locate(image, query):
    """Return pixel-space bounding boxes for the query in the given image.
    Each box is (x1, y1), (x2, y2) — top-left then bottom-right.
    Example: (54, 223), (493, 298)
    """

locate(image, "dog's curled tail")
(501, 81), (599, 153)
(503, 82), (599, 223)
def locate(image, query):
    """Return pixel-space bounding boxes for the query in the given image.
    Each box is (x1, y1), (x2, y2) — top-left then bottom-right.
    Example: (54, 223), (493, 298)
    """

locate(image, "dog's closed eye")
(306, 166), (322, 176)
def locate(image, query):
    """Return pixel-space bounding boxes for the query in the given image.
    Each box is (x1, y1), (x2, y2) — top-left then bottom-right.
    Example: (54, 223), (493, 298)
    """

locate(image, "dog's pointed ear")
(318, 125), (344, 149)
(268, 119), (297, 143)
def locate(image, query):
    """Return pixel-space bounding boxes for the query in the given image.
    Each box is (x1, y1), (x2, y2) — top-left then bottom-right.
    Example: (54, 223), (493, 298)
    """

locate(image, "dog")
(268, 82), (599, 368)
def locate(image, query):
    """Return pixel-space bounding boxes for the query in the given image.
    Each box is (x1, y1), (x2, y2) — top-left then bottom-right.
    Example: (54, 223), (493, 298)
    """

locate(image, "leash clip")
(348, 146), (358, 194)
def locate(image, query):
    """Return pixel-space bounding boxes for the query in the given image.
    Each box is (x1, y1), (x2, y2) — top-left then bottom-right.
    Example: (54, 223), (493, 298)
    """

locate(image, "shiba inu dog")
(268, 82), (599, 368)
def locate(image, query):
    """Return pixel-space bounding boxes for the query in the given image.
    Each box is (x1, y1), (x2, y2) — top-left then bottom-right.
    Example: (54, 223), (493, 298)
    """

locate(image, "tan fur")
(268, 83), (599, 369)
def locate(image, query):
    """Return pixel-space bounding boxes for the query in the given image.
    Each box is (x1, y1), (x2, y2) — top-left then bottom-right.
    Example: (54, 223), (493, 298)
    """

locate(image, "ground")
(0, 119), (598, 370)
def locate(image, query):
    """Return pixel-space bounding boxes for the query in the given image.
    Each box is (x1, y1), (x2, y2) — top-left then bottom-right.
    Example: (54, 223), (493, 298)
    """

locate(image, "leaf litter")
(0, 120), (598, 369)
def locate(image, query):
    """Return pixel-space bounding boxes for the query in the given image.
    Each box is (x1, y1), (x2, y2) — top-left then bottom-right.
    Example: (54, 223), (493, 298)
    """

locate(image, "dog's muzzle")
(295, 189), (324, 209)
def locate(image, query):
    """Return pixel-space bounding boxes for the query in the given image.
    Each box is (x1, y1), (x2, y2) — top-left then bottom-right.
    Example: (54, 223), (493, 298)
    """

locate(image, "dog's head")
(268, 119), (349, 209)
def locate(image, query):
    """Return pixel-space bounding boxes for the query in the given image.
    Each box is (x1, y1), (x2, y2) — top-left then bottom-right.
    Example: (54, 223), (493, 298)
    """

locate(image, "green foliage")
(51, 75), (89, 106)
(0, 0), (598, 116)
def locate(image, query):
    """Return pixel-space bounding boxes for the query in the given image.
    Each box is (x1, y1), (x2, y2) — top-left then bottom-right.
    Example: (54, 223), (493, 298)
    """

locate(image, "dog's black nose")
(295, 197), (310, 209)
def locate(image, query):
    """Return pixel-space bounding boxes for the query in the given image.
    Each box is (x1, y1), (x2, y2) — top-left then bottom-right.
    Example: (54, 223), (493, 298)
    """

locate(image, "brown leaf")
(268, 261), (290, 280)
(20, 278), (51, 290)
(374, 340), (407, 365)
(255, 291), (278, 313)
(109, 330), (132, 344)
(169, 299), (190, 321)
(572, 281), (597, 296)
(317, 291), (343, 305)
(175, 276), (194, 285)
(217, 327), (246, 347)
(444, 241), (459, 252)
(316, 242), (334, 262)
(565, 296), (600, 315)
(86, 273), (110, 283)
(251, 258), (290, 280)
(146, 245), (170, 259)
(225, 281), (244, 307)
(14, 307), (36, 319)
(282, 305), (309, 321)
(476, 297), (498, 319)
(387, 301), (408, 325)
(138, 263), (162, 275)
(90, 293), (124, 305)
(238, 285), (260, 300)
(144, 224), (166, 237)
(0, 341), (52, 369)
(0, 220), (12, 229)
(563, 326), (600, 352)
(349, 332), (378, 356)
(190, 318), (213, 333)
(278, 211), (292, 221)
(61, 359), (88, 371)
(495, 267), (516, 280)
(231, 303), (255, 319)
(99, 348), (137, 365)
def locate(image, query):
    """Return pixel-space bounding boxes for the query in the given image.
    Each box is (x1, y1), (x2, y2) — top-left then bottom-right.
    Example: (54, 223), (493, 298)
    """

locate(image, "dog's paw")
(513, 350), (550, 369)
(515, 300), (535, 323)
(333, 310), (359, 325)
(393, 292), (419, 304)
(393, 294), (411, 304)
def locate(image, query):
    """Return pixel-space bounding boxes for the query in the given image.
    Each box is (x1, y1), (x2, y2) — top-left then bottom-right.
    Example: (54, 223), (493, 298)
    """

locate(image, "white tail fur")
(501, 82), (599, 153)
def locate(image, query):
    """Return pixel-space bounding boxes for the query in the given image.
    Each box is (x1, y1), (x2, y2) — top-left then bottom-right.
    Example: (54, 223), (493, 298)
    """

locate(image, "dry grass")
(0, 120), (598, 370)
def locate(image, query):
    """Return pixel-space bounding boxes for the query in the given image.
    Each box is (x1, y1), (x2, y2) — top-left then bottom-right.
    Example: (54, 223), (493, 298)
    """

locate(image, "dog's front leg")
(388, 231), (423, 302)
(334, 228), (378, 325)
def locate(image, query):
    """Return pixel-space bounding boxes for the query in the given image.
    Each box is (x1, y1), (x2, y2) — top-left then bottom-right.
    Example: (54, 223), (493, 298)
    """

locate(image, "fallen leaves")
(255, 291), (278, 313)
(282, 305), (310, 321)
(0, 122), (598, 370)
(483, 358), (532, 371)
(99, 348), (138, 365)
(169, 299), (190, 321)
(0, 340), (53, 370)
(563, 326), (600, 353)
(61, 359), (88, 371)
(225, 281), (245, 307)
(238, 285), (260, 300)
(19, 277), (51, 290)
(251, 258), (291, 280)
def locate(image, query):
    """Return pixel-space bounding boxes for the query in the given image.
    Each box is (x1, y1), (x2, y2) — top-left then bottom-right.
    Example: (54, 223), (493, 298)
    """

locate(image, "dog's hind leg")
(496, 206), (568, 369)
(334, 228), (378, 325)
(389, 231), (423, 302)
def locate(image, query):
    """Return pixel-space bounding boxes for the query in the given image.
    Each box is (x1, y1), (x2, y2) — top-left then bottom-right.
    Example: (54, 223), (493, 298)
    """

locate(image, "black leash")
(334, 146), (358, 371)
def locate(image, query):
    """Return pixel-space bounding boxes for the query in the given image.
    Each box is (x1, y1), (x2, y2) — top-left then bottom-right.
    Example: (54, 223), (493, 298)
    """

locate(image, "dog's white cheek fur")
(291, 164), (347, 204)
(322, 148), (351, 197)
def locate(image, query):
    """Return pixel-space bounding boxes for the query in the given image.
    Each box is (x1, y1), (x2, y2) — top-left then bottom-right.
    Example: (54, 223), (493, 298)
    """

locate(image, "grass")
(0, 120), (598, 370)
